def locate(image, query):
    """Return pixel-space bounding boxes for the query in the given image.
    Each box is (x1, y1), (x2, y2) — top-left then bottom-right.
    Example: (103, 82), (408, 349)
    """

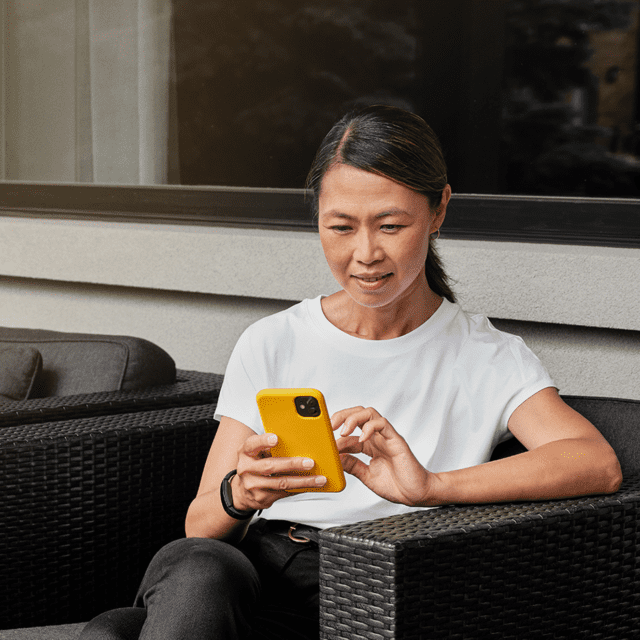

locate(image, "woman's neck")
(321, 287), (443, 340)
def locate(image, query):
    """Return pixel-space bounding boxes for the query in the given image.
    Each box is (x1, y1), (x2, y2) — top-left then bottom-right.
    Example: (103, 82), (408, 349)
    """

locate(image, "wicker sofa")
(2, 395), (639, 639)
(0, 326), (224, 634)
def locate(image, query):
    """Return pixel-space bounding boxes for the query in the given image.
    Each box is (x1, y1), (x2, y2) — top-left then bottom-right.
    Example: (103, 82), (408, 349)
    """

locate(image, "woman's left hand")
(332, 406), (433, 506)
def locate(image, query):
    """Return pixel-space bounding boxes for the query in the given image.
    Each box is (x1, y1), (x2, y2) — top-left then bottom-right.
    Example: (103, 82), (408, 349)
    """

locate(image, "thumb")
(340, 453), (369, 482)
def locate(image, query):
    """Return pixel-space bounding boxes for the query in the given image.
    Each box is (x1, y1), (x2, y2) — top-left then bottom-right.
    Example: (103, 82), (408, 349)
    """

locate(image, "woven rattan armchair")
(319, 396), (640, 640)
(320, 476), (640, 639)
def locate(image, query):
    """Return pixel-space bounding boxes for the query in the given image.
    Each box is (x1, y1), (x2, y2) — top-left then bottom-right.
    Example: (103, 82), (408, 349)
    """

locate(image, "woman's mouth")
(352, 273), (392, 289)
(354, 273), (392, 282)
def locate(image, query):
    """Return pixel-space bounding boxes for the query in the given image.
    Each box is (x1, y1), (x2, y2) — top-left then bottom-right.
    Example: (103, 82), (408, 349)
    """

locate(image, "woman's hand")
(333, 406), (434, 506)
(232, 432), (328, 511)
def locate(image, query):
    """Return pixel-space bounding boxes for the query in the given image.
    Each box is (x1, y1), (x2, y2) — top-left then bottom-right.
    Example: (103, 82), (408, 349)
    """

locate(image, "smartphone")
(256, 388), (346, 493)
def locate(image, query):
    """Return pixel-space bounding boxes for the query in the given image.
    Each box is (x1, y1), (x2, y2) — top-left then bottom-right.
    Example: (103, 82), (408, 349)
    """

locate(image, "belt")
(258, 519), (321, 545)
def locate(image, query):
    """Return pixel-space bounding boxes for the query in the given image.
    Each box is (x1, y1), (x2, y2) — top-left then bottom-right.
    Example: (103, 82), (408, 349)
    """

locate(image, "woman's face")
(318, 163), (448, 310)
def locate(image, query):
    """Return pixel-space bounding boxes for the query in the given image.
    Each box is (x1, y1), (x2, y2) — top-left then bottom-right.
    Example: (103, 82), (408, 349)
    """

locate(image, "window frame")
(0, 182), (638, 248)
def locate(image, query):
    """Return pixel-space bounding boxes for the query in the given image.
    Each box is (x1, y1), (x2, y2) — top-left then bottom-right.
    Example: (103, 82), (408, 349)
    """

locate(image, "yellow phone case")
(256, 388), (346, 493)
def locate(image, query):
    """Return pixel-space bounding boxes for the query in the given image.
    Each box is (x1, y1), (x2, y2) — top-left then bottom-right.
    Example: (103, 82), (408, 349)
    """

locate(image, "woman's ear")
(439, 184), (452, 215)
(431, 184), (451, 234)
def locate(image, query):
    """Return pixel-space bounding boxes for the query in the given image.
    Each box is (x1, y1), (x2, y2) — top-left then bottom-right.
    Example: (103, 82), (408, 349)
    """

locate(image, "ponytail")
(426, 239), (455, 303)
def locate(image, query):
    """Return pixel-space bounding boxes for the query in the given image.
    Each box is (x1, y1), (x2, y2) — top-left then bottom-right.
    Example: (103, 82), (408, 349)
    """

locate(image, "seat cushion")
(0, 345), (43, 400)
(0, 327), (176, 397)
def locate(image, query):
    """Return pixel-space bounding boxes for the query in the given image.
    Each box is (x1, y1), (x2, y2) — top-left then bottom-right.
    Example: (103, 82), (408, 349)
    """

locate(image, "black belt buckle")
(288, 524), (311, 544)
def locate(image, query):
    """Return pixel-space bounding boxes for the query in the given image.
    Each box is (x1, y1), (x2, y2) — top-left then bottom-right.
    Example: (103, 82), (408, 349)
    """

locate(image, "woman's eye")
(331, 225), (352, 233)
(381, 224), (403, 231)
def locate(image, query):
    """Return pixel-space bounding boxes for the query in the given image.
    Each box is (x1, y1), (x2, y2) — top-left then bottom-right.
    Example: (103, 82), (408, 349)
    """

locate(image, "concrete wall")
(1, 214), (639, 399)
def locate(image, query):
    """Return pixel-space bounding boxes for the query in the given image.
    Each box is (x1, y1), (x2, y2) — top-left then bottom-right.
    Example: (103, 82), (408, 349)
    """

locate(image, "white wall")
(1, 214), (639, 399)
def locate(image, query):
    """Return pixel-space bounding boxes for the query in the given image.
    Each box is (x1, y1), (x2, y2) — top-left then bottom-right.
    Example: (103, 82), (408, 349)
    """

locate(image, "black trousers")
(79, 520), (320, 640)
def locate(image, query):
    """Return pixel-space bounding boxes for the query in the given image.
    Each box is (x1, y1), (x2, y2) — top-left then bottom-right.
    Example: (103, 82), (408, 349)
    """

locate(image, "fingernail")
(340, 425), (348, 436)
(315, 476), (327, 486)
(268, 434), (277, 445)
(302, 458), (314, 469)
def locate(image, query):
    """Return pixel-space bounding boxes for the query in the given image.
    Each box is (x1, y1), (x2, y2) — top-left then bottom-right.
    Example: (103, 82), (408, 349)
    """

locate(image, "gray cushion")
(0, 327), (176, 397)
(564, 395), (640, 476)
(0, 623), (86, 639)
(0, 346), (43, 401)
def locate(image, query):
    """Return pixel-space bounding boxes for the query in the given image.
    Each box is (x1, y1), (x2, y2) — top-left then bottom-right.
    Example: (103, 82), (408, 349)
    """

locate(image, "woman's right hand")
(232, 432), (327, 511)
(186, 417), (327, 540)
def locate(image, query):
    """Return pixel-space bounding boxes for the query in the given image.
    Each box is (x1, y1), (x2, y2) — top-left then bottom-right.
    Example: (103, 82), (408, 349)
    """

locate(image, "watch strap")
(220, 469), (256, 520)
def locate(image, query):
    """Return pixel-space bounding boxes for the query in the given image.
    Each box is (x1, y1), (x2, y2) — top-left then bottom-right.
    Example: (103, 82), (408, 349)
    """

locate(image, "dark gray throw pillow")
(0, 346), (43, 401)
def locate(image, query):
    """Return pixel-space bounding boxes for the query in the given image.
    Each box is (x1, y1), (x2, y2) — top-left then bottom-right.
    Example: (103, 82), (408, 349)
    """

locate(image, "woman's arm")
(427, 388), (622, 504)
(185, 417), (258, 542)
(335, 388), (622, 507)
(185, 416), (327, 542)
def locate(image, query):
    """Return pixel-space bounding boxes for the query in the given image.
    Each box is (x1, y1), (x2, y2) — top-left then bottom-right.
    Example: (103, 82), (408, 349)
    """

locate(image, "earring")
(431, 229), (440, 241)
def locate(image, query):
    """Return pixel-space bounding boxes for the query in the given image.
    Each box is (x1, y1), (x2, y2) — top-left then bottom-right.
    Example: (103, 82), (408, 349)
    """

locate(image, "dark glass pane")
(173, 0), (424, 188)
(501, 0), (640, 197)
(173, 0), (640, 197)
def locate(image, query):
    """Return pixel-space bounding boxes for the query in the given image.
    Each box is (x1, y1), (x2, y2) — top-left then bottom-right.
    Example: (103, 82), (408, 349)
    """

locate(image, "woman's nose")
(353, 230), (384, 264)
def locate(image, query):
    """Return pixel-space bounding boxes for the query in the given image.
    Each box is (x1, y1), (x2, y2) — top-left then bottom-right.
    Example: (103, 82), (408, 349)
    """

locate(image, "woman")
(82, 105), (622, 639)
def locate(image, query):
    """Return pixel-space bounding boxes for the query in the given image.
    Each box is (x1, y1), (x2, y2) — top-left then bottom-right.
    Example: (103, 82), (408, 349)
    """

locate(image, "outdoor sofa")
(1, 327), (639, 638)
(0, 327), (223, 632)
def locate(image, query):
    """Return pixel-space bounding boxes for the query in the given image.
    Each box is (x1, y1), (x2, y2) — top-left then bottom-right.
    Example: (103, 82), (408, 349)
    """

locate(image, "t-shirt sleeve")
(494, 333), (557, 443)
(213, 328), (265, 434)
(456, 317), (557, 448)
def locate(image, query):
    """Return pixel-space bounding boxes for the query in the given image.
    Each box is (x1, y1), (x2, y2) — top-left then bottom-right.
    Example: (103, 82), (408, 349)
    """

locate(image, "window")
(0, 0), (638, 246)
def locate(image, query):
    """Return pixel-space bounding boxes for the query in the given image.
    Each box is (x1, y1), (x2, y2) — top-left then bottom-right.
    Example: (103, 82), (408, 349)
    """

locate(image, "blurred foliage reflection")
(173, 0), (640, 197)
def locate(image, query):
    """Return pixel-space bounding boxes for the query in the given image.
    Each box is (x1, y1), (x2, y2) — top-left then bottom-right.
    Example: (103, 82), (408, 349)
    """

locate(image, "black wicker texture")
(0, 404), (220, 629)
(0, 370), (223, 428)
(319, 474), (640, 640)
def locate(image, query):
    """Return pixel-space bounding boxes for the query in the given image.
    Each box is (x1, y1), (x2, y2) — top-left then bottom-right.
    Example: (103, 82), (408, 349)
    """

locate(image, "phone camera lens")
(295, 396), (321, 417)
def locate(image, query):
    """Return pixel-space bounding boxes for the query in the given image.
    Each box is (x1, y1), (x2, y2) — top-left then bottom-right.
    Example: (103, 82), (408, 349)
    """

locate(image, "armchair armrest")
(319, 474), (640, 639)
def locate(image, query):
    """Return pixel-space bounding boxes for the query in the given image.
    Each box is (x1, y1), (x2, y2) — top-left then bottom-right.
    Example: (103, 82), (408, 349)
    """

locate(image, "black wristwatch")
(220, 469), (256, 520)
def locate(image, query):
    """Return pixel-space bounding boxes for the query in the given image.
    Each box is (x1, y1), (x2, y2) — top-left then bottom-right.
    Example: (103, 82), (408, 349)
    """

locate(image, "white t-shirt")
(214, 296), (555, 528)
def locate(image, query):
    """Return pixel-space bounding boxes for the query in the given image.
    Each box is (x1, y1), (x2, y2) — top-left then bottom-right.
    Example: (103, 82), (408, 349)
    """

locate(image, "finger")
(256, 455), (317, 476)
(340, 453), (369, 481)
(242, 471), (327, 497)
(358, 418), (394, 443)
(235, 468), (327, 510)
(331, 406), (365, 432)
(241, 432), (278, 458)
(333, 407), (381, 437)
(263, 474), (328, 492)
(237, 452), (316, 480)
(336, 435), (363, 454)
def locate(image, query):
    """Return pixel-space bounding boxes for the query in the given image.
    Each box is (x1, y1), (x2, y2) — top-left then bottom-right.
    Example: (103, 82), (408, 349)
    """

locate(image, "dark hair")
(305, 105), (455, 303)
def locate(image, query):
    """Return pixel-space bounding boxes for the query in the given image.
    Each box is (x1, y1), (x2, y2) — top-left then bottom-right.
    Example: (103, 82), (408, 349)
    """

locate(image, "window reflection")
(2, 0), (175, 184)
(1, 0), (638, 197)
(502, 0), (640, 196)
